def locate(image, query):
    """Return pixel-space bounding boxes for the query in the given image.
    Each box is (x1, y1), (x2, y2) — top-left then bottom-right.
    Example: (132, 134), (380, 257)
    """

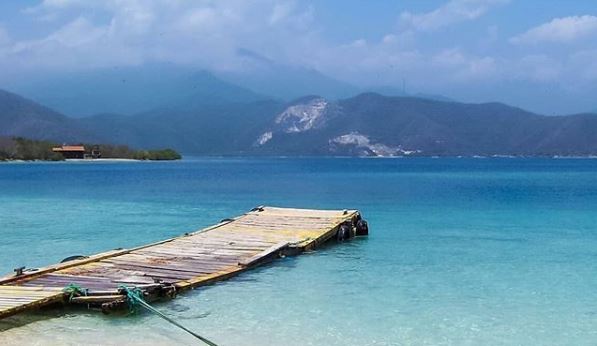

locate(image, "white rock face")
(332, 132), (371, 147)
(331, 131), (419, 156)
(257, 131), (273, 145)
(275, 98), (328, 133)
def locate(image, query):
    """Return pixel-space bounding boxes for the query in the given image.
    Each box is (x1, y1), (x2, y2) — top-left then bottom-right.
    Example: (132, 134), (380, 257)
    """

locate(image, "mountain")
(0, 89), (92, 142)
(8, 60), (452, 118)
(78, 100), (284, 154)
(8, 65), (268, 117)
(217, 49), (360, 101)
(367, 86), (456, 103)
(2, 87), (597, 157)
(252, 93), (597, 156)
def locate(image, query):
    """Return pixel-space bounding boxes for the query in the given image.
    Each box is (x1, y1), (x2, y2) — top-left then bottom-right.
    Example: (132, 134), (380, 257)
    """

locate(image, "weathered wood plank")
(0, 206), (362, 320)
(238, 242), (289, 267)
(70, 295), (123, 304)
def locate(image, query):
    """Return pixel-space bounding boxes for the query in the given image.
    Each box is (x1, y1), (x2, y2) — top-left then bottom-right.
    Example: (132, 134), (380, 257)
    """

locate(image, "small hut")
(52, 145), (85, 159)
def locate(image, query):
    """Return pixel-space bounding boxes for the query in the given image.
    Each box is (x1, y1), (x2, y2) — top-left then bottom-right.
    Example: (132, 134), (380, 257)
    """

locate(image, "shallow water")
(1, 157), (597, 345)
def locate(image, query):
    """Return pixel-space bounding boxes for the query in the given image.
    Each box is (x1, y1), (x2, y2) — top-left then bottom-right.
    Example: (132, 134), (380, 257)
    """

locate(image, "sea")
(1, 157), (597, 345)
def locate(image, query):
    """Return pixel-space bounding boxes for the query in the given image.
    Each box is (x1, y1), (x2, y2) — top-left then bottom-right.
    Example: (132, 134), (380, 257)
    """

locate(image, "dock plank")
(0, 206), (361, 319)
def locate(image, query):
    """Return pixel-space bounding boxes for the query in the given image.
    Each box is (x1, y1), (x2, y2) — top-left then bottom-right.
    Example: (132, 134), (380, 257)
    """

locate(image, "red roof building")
(52, 145), (86, 159)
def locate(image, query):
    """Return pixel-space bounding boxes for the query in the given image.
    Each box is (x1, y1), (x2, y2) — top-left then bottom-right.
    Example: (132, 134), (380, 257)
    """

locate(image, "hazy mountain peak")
(219, 51), (360, 101)
(0, 88), (90, 142)
(236, 48), (276, 66)
(0, 89), (63, 120)
(9, 66), (270, 117)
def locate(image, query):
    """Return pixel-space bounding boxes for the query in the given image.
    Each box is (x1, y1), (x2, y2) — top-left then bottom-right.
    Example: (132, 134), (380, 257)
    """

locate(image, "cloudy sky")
(0, 0), (596, 114)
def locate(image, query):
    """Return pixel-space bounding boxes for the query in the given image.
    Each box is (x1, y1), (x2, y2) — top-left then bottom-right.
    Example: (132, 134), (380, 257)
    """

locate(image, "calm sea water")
(1, 157), (597, 345)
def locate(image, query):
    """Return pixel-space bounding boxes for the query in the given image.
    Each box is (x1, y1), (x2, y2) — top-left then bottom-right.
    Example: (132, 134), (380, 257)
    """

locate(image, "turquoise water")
(1, 158), (597, 345)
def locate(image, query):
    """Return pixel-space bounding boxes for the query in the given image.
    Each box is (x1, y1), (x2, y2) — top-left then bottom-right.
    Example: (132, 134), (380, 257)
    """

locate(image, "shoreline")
(0, 158), (178, 164)
(65, 158), (145, 162)
(3, 155), (597, 163)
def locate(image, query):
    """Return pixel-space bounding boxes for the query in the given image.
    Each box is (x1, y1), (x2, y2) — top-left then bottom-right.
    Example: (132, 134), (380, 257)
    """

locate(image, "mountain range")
(8, 64), (454, 118)
(1, 71), (597, 157)
(252, 94), (597, 156)
(8, 66), (269, 117)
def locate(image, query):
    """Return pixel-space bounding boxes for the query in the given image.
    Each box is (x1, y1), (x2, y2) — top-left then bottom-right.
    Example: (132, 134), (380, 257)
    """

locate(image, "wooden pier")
(0, 206), (367, 320)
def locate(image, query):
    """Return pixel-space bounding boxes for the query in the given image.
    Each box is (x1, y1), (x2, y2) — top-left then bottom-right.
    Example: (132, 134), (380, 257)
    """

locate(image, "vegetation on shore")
(0, 137), (181, 161)
(93, 145), (182, 161)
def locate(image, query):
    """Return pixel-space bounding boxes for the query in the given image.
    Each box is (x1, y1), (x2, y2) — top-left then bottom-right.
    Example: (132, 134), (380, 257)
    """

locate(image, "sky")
(0, 0), (596, 114)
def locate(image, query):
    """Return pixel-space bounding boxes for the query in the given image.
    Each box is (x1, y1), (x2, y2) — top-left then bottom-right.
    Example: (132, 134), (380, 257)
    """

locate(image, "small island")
(0, 137), (181, 161)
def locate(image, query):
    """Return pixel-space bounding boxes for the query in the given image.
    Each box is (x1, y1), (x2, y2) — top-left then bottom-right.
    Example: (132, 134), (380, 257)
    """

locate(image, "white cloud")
(399, 0), (509, 32)
(24, 0), (82, 13)
(2, 0), (317, 72)
(0, 0), (596, 114)
(315, 37), (498, 88)
(269, 2), (295, 25)
(48, 17), (107, 47)
(511, 15), (597, 44)
(514, 55), (562, 82)
(432, 48), (497, 81)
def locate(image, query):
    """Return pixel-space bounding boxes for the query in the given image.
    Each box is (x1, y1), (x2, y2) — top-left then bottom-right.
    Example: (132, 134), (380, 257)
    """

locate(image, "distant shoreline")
(0, 158), (175, 163)
(3, 155), (597, 164)
(180, 154), (597, 159)
(65, 158), (146, 162)
(1, 137), (182, 162)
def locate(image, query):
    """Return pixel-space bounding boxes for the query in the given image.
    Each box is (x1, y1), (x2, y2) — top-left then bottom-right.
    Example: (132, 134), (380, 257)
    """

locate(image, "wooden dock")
(0, 206), (367, 320)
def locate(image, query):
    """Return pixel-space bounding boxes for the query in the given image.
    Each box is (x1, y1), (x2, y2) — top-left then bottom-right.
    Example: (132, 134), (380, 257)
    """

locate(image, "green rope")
(120, 285), (144, 313)
(119, 285), (218, 346)
(63, 283), (88, 302)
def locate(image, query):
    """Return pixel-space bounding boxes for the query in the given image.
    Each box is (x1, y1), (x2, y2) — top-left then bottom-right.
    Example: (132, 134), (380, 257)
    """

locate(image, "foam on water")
(1, 158), (597, 345)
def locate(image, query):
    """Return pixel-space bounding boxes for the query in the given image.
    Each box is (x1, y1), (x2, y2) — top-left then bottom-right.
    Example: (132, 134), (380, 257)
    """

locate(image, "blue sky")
(0, 0), (596, 114)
